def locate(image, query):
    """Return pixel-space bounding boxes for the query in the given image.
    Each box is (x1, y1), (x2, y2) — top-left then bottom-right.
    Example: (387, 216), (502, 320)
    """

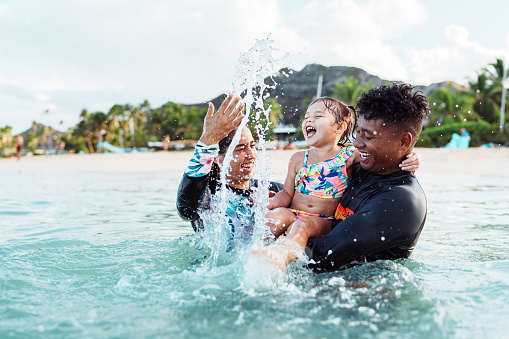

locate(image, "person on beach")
(176, 94), (283, 244)
(162, 135), (171, 151)
(15, 135), (24, 161)
(252, 96), (420, 270)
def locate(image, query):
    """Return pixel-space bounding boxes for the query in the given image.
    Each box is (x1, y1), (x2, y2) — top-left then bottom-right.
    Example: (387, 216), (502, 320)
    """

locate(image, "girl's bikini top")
(294, 146), (355, 199)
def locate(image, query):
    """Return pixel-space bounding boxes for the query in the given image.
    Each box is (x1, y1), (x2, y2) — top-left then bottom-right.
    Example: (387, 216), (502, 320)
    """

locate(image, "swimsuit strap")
(303, 150), (309, 167)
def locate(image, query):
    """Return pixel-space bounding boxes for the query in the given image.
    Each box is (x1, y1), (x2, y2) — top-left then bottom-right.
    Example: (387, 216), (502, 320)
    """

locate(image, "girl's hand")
(267, 198), (275, 210)
(199, 94), (245, 145)
(399, 152), (421, 172)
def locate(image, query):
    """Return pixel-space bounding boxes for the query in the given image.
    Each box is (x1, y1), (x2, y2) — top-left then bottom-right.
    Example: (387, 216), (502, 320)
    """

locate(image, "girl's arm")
(267, 152), (302, 210)
(399, 151), (421, 172)
(346, 149), (421, 175)
(345, 148), (359, 178)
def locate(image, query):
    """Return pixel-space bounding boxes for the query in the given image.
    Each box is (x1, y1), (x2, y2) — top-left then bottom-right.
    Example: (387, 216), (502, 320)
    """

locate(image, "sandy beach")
(1, 147), (508, 180)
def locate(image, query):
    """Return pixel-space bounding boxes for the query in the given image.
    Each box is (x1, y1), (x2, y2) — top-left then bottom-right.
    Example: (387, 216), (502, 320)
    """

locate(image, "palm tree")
(468, 72), (499, 123)
(74, 109), (108, 152)
(486, 58), (506, 86)
(0, 126), (14, 154)
(330, 76), (374, 106)
(428, 83), (476, 125)
(129, 100), (151, 147)
(265, 98), (283, 126)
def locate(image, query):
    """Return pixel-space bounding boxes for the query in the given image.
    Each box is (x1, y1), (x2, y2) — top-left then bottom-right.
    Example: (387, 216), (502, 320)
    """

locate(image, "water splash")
(199, 37), (284, 267)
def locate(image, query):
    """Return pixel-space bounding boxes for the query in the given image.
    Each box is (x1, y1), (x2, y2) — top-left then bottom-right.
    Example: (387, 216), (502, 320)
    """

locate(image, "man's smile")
(359, 151), (372, 159)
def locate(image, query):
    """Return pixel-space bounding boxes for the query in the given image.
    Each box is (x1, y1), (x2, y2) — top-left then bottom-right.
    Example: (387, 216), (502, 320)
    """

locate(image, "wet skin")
(216, 127), (257, 190)
(353, 116), (410, 175)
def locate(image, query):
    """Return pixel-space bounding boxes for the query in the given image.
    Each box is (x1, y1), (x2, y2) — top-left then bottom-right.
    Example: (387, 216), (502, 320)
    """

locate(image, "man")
(306, 83), (430, 271)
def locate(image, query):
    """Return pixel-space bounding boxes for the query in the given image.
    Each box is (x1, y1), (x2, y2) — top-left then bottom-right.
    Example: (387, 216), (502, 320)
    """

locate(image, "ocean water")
(1, 167), (508, 338)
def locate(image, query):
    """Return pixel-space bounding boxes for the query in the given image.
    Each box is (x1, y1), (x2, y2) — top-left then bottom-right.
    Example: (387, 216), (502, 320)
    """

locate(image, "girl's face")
(302, 101), (345, 148)
(216, 127), (257, 189)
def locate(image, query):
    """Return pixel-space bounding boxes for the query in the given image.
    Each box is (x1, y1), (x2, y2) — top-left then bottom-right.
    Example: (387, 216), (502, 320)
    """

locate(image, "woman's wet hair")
(309, 97), (357, 146)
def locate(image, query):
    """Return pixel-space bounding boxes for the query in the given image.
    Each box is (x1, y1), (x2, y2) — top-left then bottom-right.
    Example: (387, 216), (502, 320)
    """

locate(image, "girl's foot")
(250, 240), (302, 272)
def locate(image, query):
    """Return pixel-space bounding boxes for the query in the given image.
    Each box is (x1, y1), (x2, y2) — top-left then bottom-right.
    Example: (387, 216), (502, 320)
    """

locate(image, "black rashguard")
(306, 165), (427, 271)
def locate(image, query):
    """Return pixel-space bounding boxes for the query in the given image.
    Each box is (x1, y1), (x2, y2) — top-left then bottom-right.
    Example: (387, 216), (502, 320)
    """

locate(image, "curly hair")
(309, 97), (357, 146)
(356, 83), (430, 144)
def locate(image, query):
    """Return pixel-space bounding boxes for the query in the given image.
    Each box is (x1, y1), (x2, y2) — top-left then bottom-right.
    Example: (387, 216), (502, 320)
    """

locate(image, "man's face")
(353, 116), (404, 175)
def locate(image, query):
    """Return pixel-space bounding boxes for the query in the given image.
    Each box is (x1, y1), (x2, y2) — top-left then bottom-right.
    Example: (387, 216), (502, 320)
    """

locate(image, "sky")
(1, 0), (508, 134)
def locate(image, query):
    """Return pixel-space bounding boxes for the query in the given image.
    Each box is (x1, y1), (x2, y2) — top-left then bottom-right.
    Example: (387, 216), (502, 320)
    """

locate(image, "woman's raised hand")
(199, 94), (245, 145)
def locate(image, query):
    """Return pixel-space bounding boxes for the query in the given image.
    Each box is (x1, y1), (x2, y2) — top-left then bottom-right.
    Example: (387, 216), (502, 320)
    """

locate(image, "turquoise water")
(1, 168), (508, 338)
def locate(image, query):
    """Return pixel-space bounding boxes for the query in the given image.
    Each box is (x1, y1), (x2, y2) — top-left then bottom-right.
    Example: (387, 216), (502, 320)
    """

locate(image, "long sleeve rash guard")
(306, 165), (427, 271)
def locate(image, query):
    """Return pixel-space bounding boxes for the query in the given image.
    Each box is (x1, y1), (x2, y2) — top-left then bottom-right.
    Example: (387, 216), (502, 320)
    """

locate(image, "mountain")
(198, 63), (457, 126)
(20, 123), (65, 148)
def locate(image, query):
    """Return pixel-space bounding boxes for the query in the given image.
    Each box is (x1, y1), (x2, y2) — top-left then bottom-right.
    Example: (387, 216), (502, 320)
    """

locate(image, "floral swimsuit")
(292, 146), (355, 219)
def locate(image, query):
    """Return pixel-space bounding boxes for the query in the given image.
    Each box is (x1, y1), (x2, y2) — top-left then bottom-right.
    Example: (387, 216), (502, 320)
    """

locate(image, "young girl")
(252, 97), (419, 270)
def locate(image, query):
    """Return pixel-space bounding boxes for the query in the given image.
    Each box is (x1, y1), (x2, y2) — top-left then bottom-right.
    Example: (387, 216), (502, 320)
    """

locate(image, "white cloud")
(1, 0), (508, 133)
(404, 25), (508, 85)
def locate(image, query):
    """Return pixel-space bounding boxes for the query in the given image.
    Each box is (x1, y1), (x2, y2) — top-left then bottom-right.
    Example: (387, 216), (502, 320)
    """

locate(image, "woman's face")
(217, 127), (257, 189)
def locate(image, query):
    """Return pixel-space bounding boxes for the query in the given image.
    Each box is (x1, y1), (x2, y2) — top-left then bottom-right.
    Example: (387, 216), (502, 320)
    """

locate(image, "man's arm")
(306, 184), (426, 270)
(176, 142), (219, 230)
(176, 173), (210, 224)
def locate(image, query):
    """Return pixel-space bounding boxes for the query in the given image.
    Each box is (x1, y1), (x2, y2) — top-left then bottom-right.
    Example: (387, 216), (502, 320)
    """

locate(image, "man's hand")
(199, 94), (245, 145)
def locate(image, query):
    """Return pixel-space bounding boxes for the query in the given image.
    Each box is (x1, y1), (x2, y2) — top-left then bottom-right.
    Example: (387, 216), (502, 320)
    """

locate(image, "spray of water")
(198, 36), (284, 271)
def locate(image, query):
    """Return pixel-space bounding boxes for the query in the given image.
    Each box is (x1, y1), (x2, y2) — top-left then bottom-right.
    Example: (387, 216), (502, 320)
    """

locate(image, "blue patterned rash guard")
(177, 141), (283, 244)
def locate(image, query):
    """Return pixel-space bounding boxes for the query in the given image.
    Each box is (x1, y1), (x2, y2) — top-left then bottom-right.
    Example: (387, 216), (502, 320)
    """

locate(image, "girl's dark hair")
(309, 97), (357, 146)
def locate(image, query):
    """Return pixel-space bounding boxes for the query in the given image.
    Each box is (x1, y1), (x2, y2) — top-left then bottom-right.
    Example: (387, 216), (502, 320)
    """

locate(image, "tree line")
(0, 59), (507, 155)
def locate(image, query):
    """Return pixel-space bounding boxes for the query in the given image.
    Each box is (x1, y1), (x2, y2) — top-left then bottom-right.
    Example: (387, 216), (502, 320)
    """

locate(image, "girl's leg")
(265, 207), (297, 238)
(285, 216), (332, 250)
(252, 216), (332, 271)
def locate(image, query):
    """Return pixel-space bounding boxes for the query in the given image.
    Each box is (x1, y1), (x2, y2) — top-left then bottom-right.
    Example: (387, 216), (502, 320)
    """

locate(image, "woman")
(176, 94), (283, 243)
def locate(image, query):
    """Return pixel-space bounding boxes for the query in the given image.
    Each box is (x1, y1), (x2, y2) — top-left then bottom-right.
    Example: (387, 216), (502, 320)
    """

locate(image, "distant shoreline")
(1, 147), (508, 179)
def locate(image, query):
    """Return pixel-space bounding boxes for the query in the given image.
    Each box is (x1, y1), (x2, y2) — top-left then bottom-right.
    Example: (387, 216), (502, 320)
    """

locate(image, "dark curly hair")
(309, 97), (357, 146)
(356, 83), (430, 146)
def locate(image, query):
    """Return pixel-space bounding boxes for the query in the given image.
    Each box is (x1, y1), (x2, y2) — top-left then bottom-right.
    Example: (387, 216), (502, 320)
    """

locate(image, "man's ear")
(399, 132), (413, 151)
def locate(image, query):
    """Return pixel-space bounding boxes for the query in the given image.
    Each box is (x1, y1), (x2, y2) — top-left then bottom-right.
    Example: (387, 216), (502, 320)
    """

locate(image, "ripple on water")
(1, 170), (509, 338)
